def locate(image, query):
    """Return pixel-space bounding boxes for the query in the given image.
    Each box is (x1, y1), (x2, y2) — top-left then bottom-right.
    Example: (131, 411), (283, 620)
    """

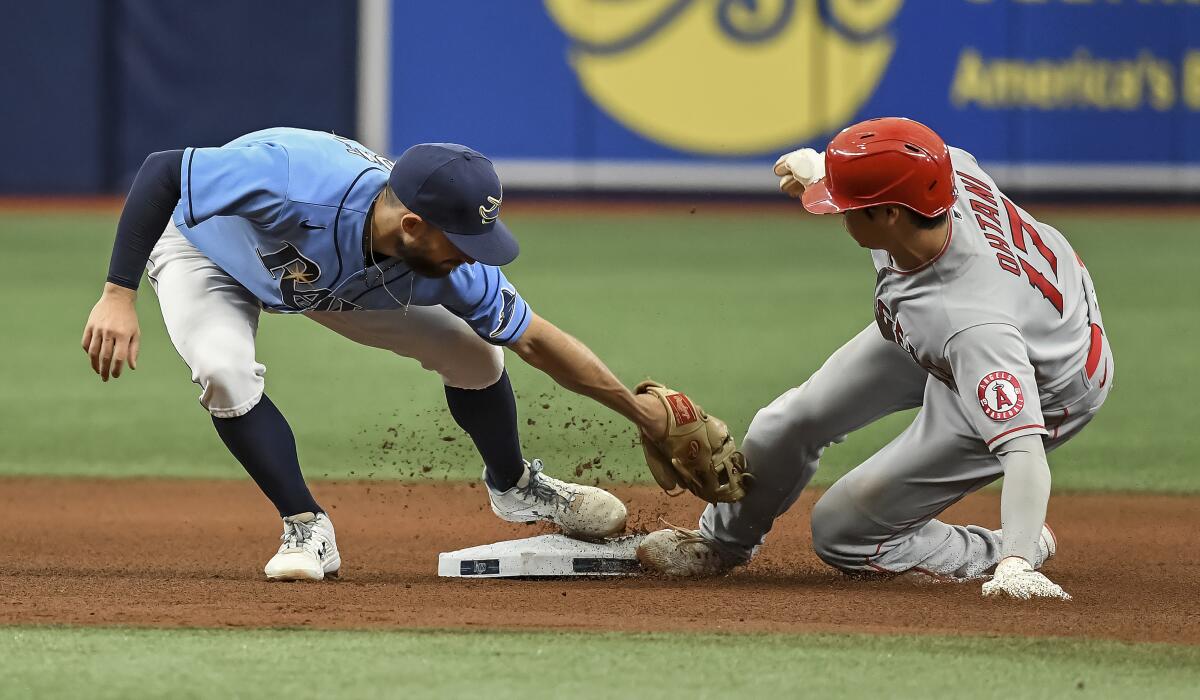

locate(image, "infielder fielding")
(82, 128), (731, 581)
(638, 118), (1113, 600)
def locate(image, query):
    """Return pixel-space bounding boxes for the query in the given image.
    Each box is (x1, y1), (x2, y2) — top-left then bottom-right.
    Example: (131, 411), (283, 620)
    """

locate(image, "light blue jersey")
(170, 128), (532, 345)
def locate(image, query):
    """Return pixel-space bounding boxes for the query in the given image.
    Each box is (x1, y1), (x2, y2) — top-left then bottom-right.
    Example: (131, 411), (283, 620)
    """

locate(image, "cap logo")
(479, 195), (502, 224)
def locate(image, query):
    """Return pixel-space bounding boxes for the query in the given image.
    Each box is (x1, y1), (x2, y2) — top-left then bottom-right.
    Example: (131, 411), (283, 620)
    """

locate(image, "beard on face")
(392, 224), (465, 278)
(405, 254), (454, 277)
(401, 248), (459, 278)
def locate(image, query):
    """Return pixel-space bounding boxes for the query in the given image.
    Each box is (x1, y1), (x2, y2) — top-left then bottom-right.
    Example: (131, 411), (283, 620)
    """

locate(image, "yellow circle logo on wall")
(544, 0), (903, 155)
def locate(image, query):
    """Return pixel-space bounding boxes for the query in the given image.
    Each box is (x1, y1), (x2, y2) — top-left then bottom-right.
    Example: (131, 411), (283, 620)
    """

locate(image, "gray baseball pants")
(700, 324), (1111, 578)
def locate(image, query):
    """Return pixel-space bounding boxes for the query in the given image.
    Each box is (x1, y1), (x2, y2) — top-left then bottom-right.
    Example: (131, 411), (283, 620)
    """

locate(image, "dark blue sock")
(445, 370), (525, 491)
(211, 394), (321, 517)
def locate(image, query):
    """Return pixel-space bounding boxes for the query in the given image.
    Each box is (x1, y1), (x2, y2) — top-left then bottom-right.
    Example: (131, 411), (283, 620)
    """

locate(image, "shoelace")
(515, 460), (574, 510)
(660, 518), (710, 546)
(281, 517), (314, 549)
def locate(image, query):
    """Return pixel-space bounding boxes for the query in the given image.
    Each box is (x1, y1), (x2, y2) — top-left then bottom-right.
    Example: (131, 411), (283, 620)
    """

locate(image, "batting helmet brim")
(800, 178), (848, 215)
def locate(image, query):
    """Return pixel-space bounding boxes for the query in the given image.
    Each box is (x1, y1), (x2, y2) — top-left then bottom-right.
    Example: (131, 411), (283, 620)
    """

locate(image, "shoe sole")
(266, 569), (339, 582)
(490, 507), (623, 542)
(266, 554), (341, 582)
(500, 518), (621, 543)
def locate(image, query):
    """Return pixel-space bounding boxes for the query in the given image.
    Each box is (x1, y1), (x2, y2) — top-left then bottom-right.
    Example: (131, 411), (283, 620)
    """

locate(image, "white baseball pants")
(146, 223), (504, 418)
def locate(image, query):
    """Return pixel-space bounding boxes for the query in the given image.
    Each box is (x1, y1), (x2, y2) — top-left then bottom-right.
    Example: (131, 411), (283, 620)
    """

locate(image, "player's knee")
(809, 489), (861, 570)
(809, 494), (842, 562)
(744, 382), (826, 450)
(436, 341), (504, 390)
(193, 358), (264, 417)
(842, 467), (893, 510)
(744, 400), (792, 449)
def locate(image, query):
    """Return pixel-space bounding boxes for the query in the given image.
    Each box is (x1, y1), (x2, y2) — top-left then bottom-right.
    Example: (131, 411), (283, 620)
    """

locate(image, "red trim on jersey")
(1100, 360), (1109, 388)
(1050, 407), (1069, 440)
(986, 423), (1046, 447)
(884, 214), (954, 276)
(1085, 323), (1104, 377)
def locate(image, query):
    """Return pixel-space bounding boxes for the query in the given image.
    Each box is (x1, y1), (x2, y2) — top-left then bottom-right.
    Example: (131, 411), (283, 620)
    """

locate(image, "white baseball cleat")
(264, 512), (340, 581)
(485, 459), (627, 541)
(991, 524), (1057, 569)
(636, 524), (733, 577)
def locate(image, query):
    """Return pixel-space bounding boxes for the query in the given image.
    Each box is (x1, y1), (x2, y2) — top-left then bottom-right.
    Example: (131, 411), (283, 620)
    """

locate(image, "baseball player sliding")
(639, 118), (1113, 600)
(81, 128), (713, 581)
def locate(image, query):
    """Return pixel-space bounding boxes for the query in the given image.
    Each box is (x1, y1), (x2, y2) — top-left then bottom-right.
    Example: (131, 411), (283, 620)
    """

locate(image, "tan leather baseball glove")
(635, 380), (751, 503)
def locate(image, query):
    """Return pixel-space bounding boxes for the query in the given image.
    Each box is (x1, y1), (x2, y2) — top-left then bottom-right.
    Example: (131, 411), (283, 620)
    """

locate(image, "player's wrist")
(101, 282), (138, 302)
(632, 392), (669, 440)
(995, 556), (1033, 575)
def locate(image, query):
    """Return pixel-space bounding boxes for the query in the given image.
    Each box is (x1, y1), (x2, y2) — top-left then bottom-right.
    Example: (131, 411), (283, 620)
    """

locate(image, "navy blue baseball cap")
(388, 143), (518, 266)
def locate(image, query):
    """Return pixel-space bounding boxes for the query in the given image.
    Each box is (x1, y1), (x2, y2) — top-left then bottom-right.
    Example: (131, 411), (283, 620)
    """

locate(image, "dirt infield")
(1, 478), (1196, 643)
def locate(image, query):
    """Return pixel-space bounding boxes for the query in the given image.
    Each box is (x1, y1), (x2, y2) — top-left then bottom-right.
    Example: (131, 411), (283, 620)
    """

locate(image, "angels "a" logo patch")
(977, 371), (1025, 421)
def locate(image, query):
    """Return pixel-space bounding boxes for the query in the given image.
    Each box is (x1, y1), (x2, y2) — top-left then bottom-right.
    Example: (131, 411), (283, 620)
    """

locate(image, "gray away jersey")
(871, 147), (1107, 450)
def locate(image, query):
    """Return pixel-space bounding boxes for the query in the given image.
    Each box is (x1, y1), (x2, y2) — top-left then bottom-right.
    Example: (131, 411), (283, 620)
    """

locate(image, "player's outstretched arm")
(81, 149), (184, 382)
(509, 313), (667, 438)
(510, 314), (749, 503)
(82, 283), (141, 382)
(981, 434), (1070, 600)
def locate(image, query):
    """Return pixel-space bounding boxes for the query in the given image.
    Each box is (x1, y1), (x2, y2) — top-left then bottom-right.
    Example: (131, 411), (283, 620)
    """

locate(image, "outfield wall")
(3, 1), (1198, 195)
(380, 0), (1200, 194)
(0, 1), (358, 194)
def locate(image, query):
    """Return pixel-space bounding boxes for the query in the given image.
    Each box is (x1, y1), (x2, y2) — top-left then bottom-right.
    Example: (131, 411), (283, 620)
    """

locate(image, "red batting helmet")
(802, 117), (955, 218)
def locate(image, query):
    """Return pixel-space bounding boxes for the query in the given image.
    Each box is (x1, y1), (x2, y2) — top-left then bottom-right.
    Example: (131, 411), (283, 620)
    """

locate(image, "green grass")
(1, 626), (1197, 699)
(1, 209), (1196, 491)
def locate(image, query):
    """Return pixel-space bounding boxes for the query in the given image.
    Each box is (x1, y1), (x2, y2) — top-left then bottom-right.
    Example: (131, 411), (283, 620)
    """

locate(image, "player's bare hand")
(773, 148), (826, 199)
(82, 283), (141, 382)
(981, 557), (1071, 600)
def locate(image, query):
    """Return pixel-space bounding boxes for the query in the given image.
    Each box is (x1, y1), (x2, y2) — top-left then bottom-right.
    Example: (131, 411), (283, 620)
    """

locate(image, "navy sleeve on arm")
(106, 149), (185, 290)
